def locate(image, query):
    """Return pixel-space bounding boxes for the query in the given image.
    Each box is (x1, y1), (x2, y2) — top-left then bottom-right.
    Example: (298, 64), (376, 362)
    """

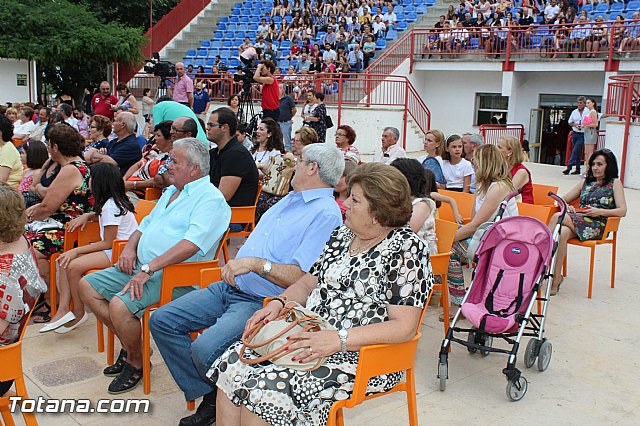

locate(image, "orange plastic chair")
(563, 216), (621, 299)
(49, 221), (102, 317)
(145, 187), (162, 201)
(517, 202), (551, 225)
(531, 184), (559, 223)
(186, 266), (224, 411)
(437, 189), (473, 224)
(221, 183), (262, 262)
(135, 199), (156, 224)
(11, 139), (23, 149)
(429, 219), (458, 336)
(0, 310), (38, 426)
(327, 307), (428, 426)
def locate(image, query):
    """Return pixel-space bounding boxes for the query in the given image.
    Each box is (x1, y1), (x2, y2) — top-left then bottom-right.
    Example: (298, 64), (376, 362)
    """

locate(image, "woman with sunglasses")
(549, 149), (627, 295)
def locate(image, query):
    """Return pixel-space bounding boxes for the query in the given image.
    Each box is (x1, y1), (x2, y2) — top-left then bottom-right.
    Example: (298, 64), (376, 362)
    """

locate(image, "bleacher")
(182, 0), (435, 74)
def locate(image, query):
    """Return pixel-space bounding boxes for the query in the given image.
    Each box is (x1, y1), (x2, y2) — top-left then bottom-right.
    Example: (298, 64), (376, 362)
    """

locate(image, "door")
(528, 108), (543, 163)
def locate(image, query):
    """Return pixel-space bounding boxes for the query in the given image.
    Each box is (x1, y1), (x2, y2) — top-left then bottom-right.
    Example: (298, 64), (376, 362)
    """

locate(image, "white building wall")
(0, 59), (35, 103)
(604, 120), (640, 189)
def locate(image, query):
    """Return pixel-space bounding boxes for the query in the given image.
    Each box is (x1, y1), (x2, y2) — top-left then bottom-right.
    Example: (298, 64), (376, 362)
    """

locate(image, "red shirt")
(510, 163), (534, 204)
(91, 93), (118, 119)
(261, 79), (280, 110)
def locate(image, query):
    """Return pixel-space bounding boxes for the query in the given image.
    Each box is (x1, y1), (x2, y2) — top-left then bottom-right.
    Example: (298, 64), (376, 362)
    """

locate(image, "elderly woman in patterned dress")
(549, 149), (627, 295)
(208, 162), (433, 426)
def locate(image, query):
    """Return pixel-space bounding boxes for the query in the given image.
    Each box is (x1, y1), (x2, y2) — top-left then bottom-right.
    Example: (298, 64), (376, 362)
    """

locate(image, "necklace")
(349, 228), (388, 256)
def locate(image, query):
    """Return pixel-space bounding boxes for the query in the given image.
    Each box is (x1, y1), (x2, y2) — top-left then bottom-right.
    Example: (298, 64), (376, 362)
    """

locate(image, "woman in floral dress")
(208, 163), (433, 426)
(24, 124), (93, 286)
(549, 149), (627, 295)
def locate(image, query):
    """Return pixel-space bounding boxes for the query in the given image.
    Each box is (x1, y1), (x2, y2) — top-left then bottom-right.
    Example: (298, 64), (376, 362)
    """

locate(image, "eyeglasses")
(171, 126), (186, 133)
(335, 132), (347, 137)
(207, 122), (223, 128)
(90, 125), (99, 129)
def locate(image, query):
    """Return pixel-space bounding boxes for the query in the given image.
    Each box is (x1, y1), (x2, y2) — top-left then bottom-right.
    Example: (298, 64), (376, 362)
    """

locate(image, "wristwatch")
(260, 260), (272, 277)
(140, 263), (154, 277)
(338, 329), (348, 353)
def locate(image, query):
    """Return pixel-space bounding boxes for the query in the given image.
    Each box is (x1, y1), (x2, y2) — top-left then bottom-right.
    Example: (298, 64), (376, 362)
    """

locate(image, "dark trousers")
(262, 108), (280, 122)
(567, 131), (585, 171)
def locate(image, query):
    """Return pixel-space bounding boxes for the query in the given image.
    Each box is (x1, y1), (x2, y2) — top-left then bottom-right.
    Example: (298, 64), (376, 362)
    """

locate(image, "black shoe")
(562, 169), (571, 175)
(179, 391), (217, 426)
(571, 170), (581, 175)
(103, 349), (127, 377)
(108, 362), (143, 394)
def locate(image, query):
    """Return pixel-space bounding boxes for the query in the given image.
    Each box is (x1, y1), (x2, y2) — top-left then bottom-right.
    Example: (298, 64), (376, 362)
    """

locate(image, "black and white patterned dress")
(207, 225), (433, 426)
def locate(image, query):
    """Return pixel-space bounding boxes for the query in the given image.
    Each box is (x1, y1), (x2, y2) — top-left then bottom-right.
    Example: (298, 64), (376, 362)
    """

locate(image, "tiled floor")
(7, 162), (640, 425)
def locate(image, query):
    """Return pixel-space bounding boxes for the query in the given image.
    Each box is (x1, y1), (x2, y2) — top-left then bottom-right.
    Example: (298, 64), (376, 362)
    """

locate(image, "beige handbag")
(261, 154), (295, 197)
(240, 302), (336, 371)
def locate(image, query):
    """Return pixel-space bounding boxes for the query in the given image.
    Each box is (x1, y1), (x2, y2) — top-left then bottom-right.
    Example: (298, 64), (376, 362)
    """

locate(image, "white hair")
(303, 144), (345, 187)
(173, 138), (210, 176)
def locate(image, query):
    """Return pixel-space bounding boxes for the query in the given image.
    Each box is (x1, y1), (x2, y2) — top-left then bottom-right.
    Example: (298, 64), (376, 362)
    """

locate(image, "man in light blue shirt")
(149, 143), (344, 426)
(80, 138), (230, 395)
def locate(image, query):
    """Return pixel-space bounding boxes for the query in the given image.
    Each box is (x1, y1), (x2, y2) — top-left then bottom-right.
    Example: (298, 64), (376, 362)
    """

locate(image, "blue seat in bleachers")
(628, 1), (640, 10)
(237, 31), (246, 39)
(206, 58), (216, 66)
(386, 29), (398, 40)
(218, 23), (227, 31)
(204, 66), (213, 73)
(185, 49), (196, 59)
(278, 59), (290, 69)
(581, 4), (593, 13)
(595, 3), (609, 13)
(248, 30), (257, 39)
(184, 59), (194, 67)
(195, 58), (205, 66)
(406, 12), (418, 22)
(511, 8), (521, 15)
(611, 2), (624, 12)
(230, 16), (239, 23)
(274, 16), (283, 24)
(592, 12), (606, 20)
(220, 50), (232, 59)
(250, 23), (258, 31)
(396, 12), (406, 21)
(397, 21), (408, 31)
(426, 0), (435, 5)
(233, 39), (243, 49)
(284, 16), (293, 23)
(402, 0), (413, 5)
(626, 11), (636, 19)
(375, 39), (387, 49)
(229, 58), (241, 68)
(609, 11), (623, 20)
(280, 40), (292, 49)
(414, 0), (425, 4)
(251, 17), (260, 24)
(382, 6), (389, 13)
(223, 40), (233, 48)
(240, 16), (250, 24)
(404, 5), (415, 13)
(200, 40), (211, 49)
(212, 40), (223, 49)
(213, 31), (224, 40)
(227, 23), (238, 31)
(394, 5), (403, 13)
(238, 24), (249, 32)
(417, 4), (427, 14)
(220, 17), (229, 24)
(232, 9), (241, 16)
(197, 48), (208, 57)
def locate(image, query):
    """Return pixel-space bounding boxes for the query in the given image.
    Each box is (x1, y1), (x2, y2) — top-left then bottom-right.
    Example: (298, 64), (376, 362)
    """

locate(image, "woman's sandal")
(108, 362), (144, 394)
(32, 302), (51, 323)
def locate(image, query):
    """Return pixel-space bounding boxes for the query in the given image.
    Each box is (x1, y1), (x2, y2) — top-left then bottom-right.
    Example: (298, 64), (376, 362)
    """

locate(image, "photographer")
(253, 60), (280, 121)
(167, 62), (194, 109)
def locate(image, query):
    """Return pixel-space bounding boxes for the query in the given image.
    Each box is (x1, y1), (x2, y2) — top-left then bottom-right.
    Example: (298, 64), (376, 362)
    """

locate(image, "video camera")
(233, 64), (256, 88)
(144, 53), (176, 78)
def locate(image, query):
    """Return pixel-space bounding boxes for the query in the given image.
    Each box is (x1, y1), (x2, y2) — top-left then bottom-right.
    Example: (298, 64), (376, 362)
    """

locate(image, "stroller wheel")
(524, 339), (539, 368)
(506, 376), (528, 401)
(537, 340), (553, 372)
(467, 331), (478, 354)
(480, 336), (493, 357)
(438, 362), (448, 391)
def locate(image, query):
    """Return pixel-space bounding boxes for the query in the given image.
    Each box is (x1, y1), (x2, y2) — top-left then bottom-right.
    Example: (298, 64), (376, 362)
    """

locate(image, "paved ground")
(8, 162), (639, 425)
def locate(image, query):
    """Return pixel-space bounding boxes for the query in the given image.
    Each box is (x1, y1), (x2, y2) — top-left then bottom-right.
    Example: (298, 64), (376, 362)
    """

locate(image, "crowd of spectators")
(422, 0), (640, 59)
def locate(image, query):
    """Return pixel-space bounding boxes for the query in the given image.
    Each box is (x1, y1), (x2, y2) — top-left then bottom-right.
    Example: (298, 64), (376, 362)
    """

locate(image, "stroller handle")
(504, 189), (522, 203)
(548, 191), (568, 216)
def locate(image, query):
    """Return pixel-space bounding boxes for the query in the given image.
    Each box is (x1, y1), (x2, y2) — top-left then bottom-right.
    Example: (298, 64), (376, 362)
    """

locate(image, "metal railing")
(127, 72), (431, 148)
(604, 74), (640, 183)
(479, 124), (525, 145)
(366, 20), (640, 74)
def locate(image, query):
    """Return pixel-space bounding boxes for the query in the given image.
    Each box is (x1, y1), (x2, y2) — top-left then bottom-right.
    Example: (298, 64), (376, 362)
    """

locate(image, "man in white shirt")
(383, 6), (397, 30)
(372, 15), (387, 38)
(544, 0), (560, 24)
(322, 44), (337, 61)
(374, 127), (406, 164)
(59, 103), (79, 130)
(564, 96), (590, 175)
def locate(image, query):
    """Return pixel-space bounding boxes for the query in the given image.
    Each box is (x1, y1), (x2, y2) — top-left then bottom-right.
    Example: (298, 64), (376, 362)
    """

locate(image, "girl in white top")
(442, 134), (473, 192)
(250, 118), (285, 179)
(40, 163), (138, 334)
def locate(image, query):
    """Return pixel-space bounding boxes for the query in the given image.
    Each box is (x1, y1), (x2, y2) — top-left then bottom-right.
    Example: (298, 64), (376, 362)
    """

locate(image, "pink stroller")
(438, 190), (568, 401)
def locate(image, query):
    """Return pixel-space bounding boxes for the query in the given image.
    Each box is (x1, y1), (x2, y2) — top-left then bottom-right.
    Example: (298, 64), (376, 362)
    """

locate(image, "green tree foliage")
(0, 0), (147, 99)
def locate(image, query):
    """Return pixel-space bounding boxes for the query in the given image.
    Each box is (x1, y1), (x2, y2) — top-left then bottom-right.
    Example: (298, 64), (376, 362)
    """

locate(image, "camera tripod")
(155, 78), (169, 102)
(239, 81), (262, 141)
